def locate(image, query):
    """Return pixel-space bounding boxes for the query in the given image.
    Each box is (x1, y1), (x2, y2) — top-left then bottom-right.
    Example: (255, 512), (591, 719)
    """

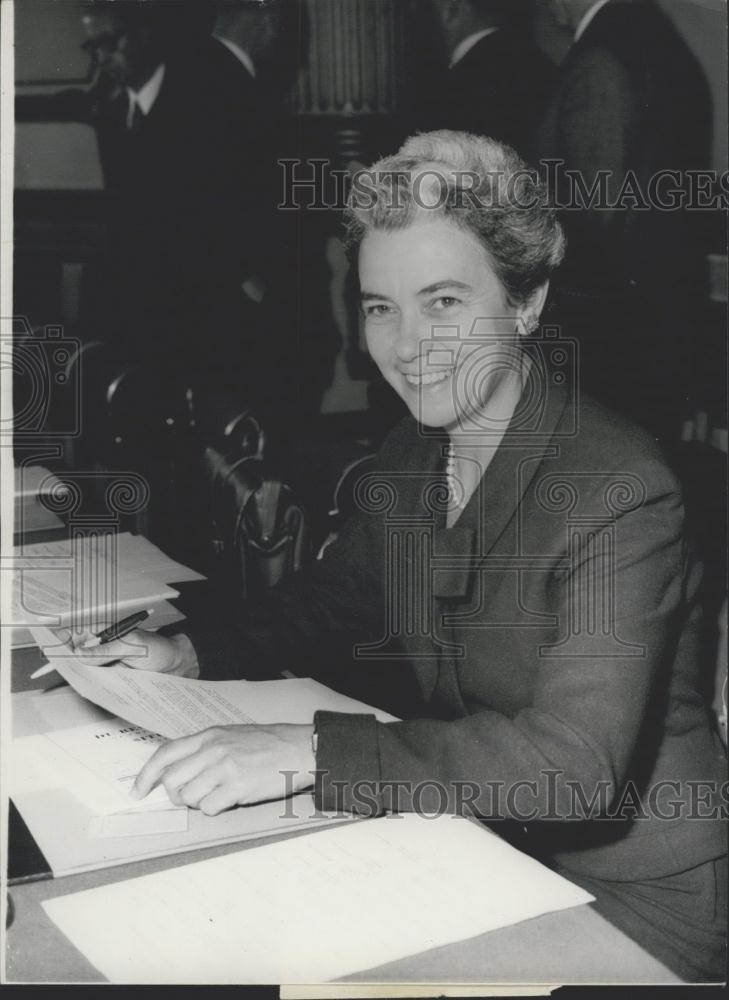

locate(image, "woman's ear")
(517, 282), (550, 335)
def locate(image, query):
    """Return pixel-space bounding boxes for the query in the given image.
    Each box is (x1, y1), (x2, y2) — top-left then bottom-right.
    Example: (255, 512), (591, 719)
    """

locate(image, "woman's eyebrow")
(418, 280), (473, 296)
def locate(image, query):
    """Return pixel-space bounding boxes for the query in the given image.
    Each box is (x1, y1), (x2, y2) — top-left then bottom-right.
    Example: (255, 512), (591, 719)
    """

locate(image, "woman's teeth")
(404, 369), (453, 387)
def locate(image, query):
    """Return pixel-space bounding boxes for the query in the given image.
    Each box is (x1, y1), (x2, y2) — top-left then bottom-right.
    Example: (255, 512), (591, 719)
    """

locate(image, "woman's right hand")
(47, 628), (199, 677)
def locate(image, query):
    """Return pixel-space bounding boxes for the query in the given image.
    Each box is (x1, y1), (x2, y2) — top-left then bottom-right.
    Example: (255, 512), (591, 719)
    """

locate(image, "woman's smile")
(401, 366), (455, 389)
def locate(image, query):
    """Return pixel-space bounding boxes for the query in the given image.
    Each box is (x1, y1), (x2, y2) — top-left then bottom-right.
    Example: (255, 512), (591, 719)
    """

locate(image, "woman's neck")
(447, 351), (530, 455)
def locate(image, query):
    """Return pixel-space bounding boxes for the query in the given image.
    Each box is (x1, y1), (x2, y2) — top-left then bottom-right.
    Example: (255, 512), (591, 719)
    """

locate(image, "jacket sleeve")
(313, 457), (694, 822)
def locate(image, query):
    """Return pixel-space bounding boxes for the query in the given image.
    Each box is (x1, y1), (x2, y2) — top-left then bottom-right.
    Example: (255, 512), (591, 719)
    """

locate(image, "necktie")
(127, 96), (143, 133)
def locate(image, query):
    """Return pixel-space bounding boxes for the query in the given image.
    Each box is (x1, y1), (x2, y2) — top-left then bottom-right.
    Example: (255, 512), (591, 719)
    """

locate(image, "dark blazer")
(191, 365), (726, 883)
(424, 28), (557, 158)
(88, 38), (283, 371)
(535, 0), (710, 295)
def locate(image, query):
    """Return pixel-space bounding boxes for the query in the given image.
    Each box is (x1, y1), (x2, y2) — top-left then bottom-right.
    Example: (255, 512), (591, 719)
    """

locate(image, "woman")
(74, 132), (726, 980)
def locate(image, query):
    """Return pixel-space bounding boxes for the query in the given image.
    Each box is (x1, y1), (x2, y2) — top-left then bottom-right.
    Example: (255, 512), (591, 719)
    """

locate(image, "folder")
(9, 673), (396, 880)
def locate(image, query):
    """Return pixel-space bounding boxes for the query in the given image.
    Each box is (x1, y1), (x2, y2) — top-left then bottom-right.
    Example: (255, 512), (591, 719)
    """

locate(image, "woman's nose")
(394, 316), (422, 363)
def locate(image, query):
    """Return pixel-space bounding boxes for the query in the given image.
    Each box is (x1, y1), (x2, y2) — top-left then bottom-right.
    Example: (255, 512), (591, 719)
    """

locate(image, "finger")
(72, 630), (152, 668)
(174, 763), (226, 810)
(79, 629), (150, 659)
(40, 628), (94, 664)
(45, 627), (90, 656)
(159, 746), (223, 803)
(197, 785), (238, 817)
(131, 731), (209, 799)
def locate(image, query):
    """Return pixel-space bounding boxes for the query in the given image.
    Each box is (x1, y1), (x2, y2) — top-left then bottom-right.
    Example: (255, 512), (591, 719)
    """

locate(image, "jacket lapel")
(432, 359), (570, 599)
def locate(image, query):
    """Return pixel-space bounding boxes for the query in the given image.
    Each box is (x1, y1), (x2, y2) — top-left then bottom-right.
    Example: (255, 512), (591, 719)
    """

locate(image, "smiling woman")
(350, 131), (562, 515)
(47, 130), (727, 983)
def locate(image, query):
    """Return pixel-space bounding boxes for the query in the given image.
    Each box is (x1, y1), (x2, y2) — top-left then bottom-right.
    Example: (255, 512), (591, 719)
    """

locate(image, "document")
(104, 532), (206, 583)
(10, 563), (178, 630)
(14, 532), (205, 583)
(11, 721), (175, 816)
(12, 599), (185, 649)
(46, 655), (398, 740)
(42, 813), (593, 983)
(46, 720), (176, 809)
(10, 531), (203, 634)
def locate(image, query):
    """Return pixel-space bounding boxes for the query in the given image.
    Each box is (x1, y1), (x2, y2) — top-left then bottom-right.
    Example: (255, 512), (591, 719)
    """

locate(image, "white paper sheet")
(10, 531), (200, 631)
(42, 813), (593, 983)
(14, 532), (205, 583)
(10, 564), (178, 630)
(48, 658), (397, 740)
(46, 720), (175, 808)
(88, 810), (189, 839)
(12, 719), (177, 814)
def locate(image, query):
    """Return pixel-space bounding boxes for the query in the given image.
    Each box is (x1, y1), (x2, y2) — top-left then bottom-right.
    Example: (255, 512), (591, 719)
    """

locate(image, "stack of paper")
(11, 532), (205, 647)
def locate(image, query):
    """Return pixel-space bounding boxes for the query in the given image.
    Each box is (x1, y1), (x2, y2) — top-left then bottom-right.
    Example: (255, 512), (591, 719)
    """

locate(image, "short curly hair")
(344, 130), (565, 305)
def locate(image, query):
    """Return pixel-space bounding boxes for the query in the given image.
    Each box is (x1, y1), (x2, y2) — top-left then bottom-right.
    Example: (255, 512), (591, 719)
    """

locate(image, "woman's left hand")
(131, 723), (316, 815)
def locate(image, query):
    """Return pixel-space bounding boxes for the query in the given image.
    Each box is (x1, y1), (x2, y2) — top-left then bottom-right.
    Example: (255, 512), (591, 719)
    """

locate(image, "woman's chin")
(402, 397), (456, 429)
(393, 382), (456, 429)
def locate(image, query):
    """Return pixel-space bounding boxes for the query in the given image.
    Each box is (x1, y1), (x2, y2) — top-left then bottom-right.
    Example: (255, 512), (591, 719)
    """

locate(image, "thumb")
(73, 629), (152, 666)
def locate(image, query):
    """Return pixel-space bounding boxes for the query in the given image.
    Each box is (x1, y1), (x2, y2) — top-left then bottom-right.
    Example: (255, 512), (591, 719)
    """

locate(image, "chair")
(203, 444), (309, 603)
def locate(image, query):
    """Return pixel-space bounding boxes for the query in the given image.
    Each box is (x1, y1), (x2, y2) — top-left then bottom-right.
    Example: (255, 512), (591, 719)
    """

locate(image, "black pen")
(79, 609), (154, 649)
(29, 609), (155, 679)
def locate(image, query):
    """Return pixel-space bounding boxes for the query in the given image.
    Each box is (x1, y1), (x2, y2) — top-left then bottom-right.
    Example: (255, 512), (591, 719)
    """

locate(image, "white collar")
(213, 35), (256, 78)
(127, 63), (165, 120)
(574, 0), (611, 43)
(449, 27), (500, 69)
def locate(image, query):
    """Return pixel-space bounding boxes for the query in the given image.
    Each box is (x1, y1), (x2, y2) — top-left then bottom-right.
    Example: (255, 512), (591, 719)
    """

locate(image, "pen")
(79, 609), (154, 649)
(29, 609), (154, 679)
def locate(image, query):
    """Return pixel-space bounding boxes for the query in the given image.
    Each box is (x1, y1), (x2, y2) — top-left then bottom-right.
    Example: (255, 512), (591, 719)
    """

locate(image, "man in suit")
(79, 0), (290, 403)
(535, 0), (712, 438)
(426, 0), (557, 157)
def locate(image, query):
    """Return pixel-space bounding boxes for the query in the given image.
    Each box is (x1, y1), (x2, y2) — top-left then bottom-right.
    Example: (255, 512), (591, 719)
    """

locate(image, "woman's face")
(360, 218), (531, 433)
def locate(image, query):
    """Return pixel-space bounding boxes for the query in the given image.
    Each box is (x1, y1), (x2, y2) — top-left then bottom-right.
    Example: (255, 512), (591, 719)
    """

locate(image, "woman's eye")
(430, 296), (460, 311)
(363, 303), (393, 317)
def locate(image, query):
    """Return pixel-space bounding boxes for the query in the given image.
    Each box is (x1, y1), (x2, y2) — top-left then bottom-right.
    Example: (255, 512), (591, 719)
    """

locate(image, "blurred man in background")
(79, 0), (296, 409)
(426, 0), (556, 157)
(536, 0), (711, 438)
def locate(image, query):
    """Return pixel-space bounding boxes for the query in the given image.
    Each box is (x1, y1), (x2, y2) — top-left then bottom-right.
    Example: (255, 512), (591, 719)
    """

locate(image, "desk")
(7, 666), (680, 986)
